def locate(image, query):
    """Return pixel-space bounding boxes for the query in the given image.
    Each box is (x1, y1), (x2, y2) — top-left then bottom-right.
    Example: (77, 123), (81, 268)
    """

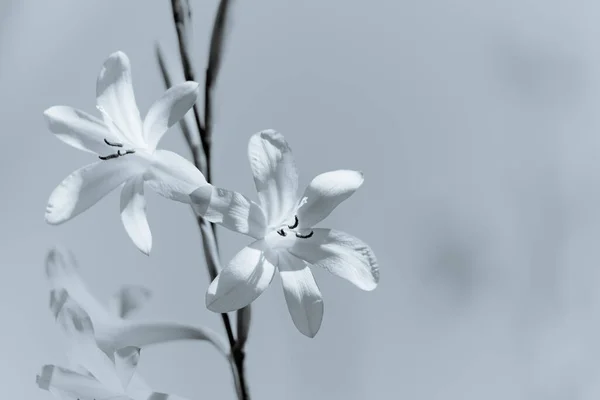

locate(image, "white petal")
(114, 346), (140, 388)
(190, 185), (267, 239)
(206, 241), (276, 312)
(278, 252), (324, 338)
(37, 365), (122, 399)
(98, 321), (228, 357)
(57, 300), (123, 392)
(248, 130), (299, 227)
(96, 51), (144, 146)
(46, 159), (141, 225)
(143, 81), (200, 149)
(120, 177), (152, 255)
(296, 170), (364, 228)
(45, 247), (112, 325)
(145, 149), (208, 202)
(109, 285), (152, 319)
(289, 229), (379, 291)
(43, 106), (119, 154)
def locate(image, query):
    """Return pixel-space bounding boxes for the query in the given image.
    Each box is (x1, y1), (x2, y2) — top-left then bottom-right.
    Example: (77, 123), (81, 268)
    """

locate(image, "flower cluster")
(41, 50), (379, 397)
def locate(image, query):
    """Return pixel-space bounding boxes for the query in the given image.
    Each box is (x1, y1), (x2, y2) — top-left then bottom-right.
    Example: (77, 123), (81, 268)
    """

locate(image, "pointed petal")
(57, 299), (123, 392)
(46, 159), (141, 225)
(96, 51), (144, 145)
(289, 229), (379, 291)
(43, 106), (118, 154)
(37, 365), (122, 399)
(296, 170), (364, 228)
(190, 185), (267, 239)
(120, 177), (152, 255)
(45, 247), (112, 324)
(206, 240), (276, 313)
(248, 130), (299, 226)
(109, 285), (152, 319)
(99, 321), (228, 357)
(145, 149), (208, 202)
(114, 346), (140, 388)
(278, 252), (324, 338)
(143, 81), (200, 149)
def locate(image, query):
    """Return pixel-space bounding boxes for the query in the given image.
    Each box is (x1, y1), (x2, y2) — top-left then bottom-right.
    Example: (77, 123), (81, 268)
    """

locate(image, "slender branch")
(170, 0), (212, 182)
(204, 0), (232, 172)
(165, 1), (250, 399)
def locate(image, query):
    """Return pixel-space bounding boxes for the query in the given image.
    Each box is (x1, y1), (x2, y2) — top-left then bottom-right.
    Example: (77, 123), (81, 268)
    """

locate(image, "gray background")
(2, 0), (600, 398)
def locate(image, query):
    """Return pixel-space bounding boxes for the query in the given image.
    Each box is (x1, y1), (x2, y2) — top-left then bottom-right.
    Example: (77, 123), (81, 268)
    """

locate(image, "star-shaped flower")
(37, 298), (192, 400)
(44, 51), (210, 255)
(46, 247), (227, 356)
(192, 130), (379, 337)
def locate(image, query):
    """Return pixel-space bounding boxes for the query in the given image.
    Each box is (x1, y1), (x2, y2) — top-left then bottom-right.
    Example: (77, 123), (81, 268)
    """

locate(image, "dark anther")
(288, 215), (299, 229)
(98, 153), (120, 160)
(98, 149), (135, 161)
(277, 228), (287, 237)
(103, 138), (123, 147)
(295, 230), (314, 239)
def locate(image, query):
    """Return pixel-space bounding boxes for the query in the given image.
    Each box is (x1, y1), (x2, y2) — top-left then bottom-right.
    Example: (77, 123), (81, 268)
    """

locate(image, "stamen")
(103, 138), (123, 147)
(295, 230), (314, 239)
(98, 153), (120, 160)
(277, 229), (287, 237)
(98, 149), (135, 161)
(288, 215), (299, 229)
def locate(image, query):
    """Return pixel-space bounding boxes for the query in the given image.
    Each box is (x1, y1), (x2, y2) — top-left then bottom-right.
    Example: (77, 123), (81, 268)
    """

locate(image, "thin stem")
(166, 1), (250, 399)
(170, 0), (212, 182)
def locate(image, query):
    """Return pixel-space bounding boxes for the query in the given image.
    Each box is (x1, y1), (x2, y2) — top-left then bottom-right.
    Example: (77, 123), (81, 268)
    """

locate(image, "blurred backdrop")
(3, 0), (600, 398)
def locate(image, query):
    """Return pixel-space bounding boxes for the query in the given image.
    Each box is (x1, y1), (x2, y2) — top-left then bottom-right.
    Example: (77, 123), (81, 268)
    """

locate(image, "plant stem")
(165, 1), (250, 399)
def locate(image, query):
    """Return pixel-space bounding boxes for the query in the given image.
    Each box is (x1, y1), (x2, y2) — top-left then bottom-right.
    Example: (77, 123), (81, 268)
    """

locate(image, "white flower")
(37, 299), (192, 400)
(46, 247), (227, 356)
(44, 51), (209, 255)
(191, 130), (379, 337)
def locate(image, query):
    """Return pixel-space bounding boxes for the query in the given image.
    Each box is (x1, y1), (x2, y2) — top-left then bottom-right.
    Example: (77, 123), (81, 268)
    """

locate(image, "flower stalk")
(163, 0), (251, 398)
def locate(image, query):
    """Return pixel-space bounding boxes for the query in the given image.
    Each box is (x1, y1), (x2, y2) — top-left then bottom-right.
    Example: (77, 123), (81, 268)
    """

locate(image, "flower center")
(98, 138), (136, 160)
(265, 215), (313, 250)
(275, 215), (313, 239)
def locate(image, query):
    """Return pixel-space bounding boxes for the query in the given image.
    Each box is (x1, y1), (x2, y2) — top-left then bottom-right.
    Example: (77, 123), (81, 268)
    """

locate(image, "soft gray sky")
(3, 0), (600, 399)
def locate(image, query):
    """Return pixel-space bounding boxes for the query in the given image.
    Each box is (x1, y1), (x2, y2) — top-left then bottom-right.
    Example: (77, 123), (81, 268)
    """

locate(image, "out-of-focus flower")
(44, 51), (210, 255)
(37, 299), (192, 400)
(46, 247), (227, 356)
(191, 130), (379, 337)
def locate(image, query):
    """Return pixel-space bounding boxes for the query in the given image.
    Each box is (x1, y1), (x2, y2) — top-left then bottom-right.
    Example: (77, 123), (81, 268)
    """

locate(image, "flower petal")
(109, 285), (152, 319)
(143, 81), (200, 149)
(114, 346), (140, 389)
(206, 240), (276, 313)
(296, 170), (364, 228)
(37, 365), (122, 399)
(96, 51), (144, 146)
(289, 229), (379, 291)
(57, 299), (123, 392)
(278, 252), (324, 338)
(46, 159), (141, 225)
(120, 177), (152, 255)
(43, 106), (118, 154)
(190, 186), (267, 239)
(248, 130), (299, 227)
(45, 247), (112, 325)
(145, 149), (208, 202)
(98, 321), (228, 357)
